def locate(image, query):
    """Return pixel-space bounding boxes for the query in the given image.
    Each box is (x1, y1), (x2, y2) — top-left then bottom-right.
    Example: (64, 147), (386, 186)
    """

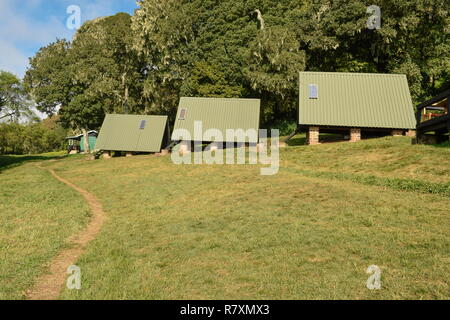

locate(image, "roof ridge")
(106, 114), (168, 117)
(299, 71), (406, 77)
(181, 97), (260, 101)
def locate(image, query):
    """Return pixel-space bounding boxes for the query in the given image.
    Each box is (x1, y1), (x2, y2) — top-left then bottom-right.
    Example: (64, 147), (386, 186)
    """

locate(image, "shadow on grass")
(0, 154), (67, 172)
(287, 136), (307, 146)
(432, 141), (450, 148)
(286, 134), (347, 146)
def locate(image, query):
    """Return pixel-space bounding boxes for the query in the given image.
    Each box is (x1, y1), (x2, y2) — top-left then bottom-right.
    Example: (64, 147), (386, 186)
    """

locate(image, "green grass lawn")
(0, 155), (90, 299)
(0, 152), (67, 172)
(1, 137), (449, 299)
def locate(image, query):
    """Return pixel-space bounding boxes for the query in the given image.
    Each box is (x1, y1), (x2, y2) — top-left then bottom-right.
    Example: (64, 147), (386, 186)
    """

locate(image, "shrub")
(0, 118), (67, 155)
(268, 119), (297, 136)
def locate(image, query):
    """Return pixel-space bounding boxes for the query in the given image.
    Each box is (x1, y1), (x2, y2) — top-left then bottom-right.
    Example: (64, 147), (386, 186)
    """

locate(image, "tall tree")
(69, 13), (145, 116)
(132, 0), (308, 124)
(292, 0), (449, 103)
(132, 0), (194, 117)
(0, 71), (34, 122)
(25, 13), (144, 153)
(24, 39), (71, 116)
(25, 0), (450, 134)
(64, 13), (144, 151)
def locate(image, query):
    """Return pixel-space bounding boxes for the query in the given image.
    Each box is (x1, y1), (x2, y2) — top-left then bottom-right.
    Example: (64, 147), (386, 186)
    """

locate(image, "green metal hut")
(171, 97), (261, 144)
(95, 114), (170, 154)
(298, 72), (417, 145)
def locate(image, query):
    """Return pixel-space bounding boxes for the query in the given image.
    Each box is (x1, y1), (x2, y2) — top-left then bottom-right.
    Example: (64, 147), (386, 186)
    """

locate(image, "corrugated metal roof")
(172, 97), (261, 143)
(66, 130), (98, 140)
(95, 114), (168, 152)
(299, 72), (416, 129)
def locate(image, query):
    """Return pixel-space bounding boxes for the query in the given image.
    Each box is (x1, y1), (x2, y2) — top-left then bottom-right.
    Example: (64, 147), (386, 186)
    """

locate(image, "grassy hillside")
(1, 137), (449, 299)
(0, 154), (90, 299)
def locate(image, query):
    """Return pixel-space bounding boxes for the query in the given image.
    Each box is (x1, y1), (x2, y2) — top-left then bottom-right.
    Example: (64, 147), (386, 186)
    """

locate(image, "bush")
(267, 119), (297, 136)
(0, 118), (67, 155)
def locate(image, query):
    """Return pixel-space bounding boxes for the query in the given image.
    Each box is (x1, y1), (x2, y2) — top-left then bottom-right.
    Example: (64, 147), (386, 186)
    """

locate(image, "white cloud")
(0, 0), (136, 79)
(0, 40), (30, 78)
(0, 0), (74, 78)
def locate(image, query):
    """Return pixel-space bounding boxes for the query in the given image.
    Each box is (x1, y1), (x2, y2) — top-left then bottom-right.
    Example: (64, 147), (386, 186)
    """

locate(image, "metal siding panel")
(94, 114), (112, 150)
(172, 98), (261, 143)
(299, 72), (416, 129)
(105, 115), (141, 151)
(96, 114), (168, 152)
(88, 135), (96, 151)
(136, 116), (168, 152)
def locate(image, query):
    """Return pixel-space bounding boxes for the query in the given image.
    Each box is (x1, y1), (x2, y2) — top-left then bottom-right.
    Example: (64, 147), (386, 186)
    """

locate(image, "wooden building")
(416, 88), (450, 144)
(66, 130), (98, 154)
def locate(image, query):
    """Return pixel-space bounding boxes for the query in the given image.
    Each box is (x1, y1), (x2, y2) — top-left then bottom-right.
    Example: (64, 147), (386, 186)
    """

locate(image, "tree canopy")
(25, 13), (143, 132)
(131, 0), (450, 123)
(24, 1), (449, 130)
(0, 71), (34, 122)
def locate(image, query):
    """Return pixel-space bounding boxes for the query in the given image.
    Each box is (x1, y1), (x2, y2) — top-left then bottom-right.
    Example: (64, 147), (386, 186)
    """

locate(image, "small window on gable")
(139, 120), (146, 130)
(309, 84), (318, 99)
(179, 108), (187, 120)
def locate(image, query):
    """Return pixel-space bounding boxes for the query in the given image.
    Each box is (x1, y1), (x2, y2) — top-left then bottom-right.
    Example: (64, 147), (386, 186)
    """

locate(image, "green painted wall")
(80, 135), (97, 152)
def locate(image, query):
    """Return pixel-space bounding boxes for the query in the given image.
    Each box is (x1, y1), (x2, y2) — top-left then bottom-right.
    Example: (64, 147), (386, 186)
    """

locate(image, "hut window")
(309, 84), (318, 99)
(139, 120), (146, 129)
(179, 108), (187, 120)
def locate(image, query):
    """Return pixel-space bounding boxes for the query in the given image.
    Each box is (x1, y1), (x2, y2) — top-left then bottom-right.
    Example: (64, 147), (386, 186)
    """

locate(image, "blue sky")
(0, 0), (138, 79)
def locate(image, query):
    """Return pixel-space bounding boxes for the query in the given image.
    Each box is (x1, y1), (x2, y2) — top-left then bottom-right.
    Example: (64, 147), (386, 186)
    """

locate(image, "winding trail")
(26, 166), (106, 300)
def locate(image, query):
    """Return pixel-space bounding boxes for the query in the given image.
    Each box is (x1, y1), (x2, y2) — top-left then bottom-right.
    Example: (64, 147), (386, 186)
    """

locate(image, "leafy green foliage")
(25, 13), (143, 132)
(132, 0), (448, 123)
(0, 116), (67, 155)
(24, 40), (71, 116)
(25, 1), (449, 130)
(0, 71), (34, 122)
(268, 119), (298, 136)
(182, 61), (245, 97)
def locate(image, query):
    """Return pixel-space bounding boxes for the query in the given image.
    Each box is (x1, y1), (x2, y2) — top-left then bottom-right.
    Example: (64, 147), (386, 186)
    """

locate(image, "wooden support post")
(103, 151), (111, 159)
(307, 126), (320, 145)
(350, 128), (361, 143)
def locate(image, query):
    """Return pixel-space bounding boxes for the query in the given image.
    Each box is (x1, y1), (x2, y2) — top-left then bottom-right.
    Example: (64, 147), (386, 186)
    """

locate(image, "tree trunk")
(254, 9), (265, 30)
(122, 72), (129, 114)
(82, 128), (91, 154)
(0, 112), (14, 120)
